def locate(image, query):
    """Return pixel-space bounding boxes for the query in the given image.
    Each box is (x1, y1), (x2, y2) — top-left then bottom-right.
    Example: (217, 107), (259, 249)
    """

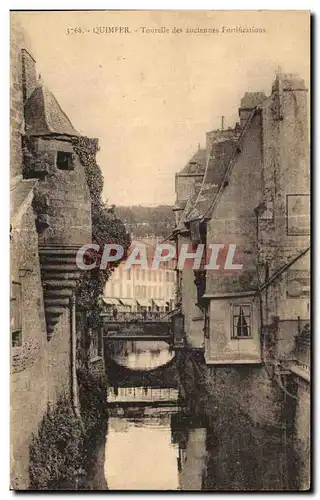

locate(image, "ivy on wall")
(72, 136), (131, 329)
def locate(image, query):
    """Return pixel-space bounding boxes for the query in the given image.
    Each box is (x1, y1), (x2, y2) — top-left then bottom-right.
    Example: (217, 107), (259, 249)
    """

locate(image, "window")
(136, 268), (140, 281)
(11, 281), (22, 347)
(97, 329), (103, 357)
(91, 330), (98, 358)
(142, 270), (146, 281)
(127, 284), (131, 298)
(286, 194), (310, 236)
(127, 269), (131, 280)
(232, 305), (252, 338)
(56, 151), (74, 171)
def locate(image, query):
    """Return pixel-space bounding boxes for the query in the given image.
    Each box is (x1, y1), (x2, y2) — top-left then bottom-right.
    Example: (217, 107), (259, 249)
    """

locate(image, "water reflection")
(87, 340), (297, 491)
(105, 408), (180, 490)
(107, 340), (174, 371)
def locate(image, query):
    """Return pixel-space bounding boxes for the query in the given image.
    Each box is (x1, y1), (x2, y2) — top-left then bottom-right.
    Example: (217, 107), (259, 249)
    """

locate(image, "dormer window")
(56, 151), (74, 171)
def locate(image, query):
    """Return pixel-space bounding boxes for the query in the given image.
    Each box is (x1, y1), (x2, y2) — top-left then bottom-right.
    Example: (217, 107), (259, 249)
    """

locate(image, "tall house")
(172, 73), (310, 458)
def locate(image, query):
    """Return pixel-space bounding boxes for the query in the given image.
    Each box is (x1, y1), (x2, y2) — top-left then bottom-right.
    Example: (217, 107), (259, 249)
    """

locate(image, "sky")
(13, 11), (310, 206)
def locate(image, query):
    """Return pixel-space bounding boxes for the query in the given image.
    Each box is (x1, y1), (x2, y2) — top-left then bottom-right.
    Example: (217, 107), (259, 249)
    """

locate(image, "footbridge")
(102, 314), (173, 343)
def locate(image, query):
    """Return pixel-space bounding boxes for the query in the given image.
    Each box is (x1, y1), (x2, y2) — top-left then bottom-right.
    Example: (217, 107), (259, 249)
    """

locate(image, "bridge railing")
(101, 311), (170, 323)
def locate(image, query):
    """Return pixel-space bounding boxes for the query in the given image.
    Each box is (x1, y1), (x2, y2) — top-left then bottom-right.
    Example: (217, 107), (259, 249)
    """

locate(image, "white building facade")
(103, 239), (176, 314)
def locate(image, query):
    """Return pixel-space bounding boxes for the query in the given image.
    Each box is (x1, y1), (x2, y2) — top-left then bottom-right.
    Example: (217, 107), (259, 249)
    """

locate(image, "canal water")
(83, 339), (298, 491)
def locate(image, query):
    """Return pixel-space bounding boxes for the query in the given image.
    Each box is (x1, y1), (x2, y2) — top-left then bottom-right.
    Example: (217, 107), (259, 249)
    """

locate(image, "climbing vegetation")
(72, 136), (131, 329)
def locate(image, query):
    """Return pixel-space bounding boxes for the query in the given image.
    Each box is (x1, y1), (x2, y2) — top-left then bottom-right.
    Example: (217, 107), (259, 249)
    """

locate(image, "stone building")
(10, 20), (92, 488)
(172, 73), (310, 489)
(104, 238), (176, 315)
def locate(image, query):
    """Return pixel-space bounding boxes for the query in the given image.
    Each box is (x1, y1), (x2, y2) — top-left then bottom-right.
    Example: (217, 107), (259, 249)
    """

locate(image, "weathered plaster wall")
(205, 296), (261, 364)
(178, 235), (204, 348)
(206, 112), (263, 295)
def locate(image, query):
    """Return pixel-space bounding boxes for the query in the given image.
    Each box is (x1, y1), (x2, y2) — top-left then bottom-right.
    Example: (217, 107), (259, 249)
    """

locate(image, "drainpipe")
(254, 206), (264, 357)
(70, 294), (82, 421)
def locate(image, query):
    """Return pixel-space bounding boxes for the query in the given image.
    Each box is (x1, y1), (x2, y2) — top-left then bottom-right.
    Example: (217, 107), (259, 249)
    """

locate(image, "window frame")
(231, 303), (253, 339)
(56, 151), (74, 171)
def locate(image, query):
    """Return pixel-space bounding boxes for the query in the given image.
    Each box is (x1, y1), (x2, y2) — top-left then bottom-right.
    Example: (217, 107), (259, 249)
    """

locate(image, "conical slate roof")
(24, 83), (80, 137)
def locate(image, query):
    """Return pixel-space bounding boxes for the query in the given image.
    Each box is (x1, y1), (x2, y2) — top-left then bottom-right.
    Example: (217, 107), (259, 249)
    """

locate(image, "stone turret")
(22, 80), (91, 338)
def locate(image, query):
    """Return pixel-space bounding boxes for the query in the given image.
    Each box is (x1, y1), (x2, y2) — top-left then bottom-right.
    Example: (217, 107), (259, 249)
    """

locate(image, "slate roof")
(186, 135), (238, 223)
(180, 101), (268, 228)
(176, 177), (204, 231)
(178, 149), (206, 175)
(240, 92), (267, 109)
(24, 83), (80, 137)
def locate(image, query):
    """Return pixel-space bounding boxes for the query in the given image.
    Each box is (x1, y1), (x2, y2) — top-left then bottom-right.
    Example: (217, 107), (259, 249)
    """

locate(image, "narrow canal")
(83, 339), (299, 491)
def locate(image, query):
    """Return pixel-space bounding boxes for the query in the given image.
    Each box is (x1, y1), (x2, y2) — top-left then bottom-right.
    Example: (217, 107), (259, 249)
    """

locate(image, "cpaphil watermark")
(76, 243), (244, 272)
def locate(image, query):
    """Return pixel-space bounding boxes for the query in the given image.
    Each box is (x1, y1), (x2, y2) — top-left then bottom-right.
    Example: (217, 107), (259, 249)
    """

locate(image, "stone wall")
(259, 75), (310, 325)
(31, 137), (91, 247)
(47, 308), (72, 403)
(292, 376), (310, 490)
(206, 365), (284, 428)
(10, 19), (79, 489)
(10, 203), (74, 488)
(10, 204), (48, 489)
(10, 17), (33, 179)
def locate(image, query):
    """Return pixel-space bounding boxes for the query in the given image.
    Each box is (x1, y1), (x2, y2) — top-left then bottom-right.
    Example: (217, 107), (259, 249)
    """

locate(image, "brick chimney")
(21, 48), (37, 103)
(239, 92), (266, 127)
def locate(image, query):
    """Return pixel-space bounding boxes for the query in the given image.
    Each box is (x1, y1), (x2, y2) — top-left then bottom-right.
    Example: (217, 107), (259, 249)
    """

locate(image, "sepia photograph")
(9, 9), (310, 491)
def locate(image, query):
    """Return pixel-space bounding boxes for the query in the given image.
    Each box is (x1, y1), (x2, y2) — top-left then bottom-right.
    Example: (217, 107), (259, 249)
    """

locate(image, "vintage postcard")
(10, 10), (310, 491)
